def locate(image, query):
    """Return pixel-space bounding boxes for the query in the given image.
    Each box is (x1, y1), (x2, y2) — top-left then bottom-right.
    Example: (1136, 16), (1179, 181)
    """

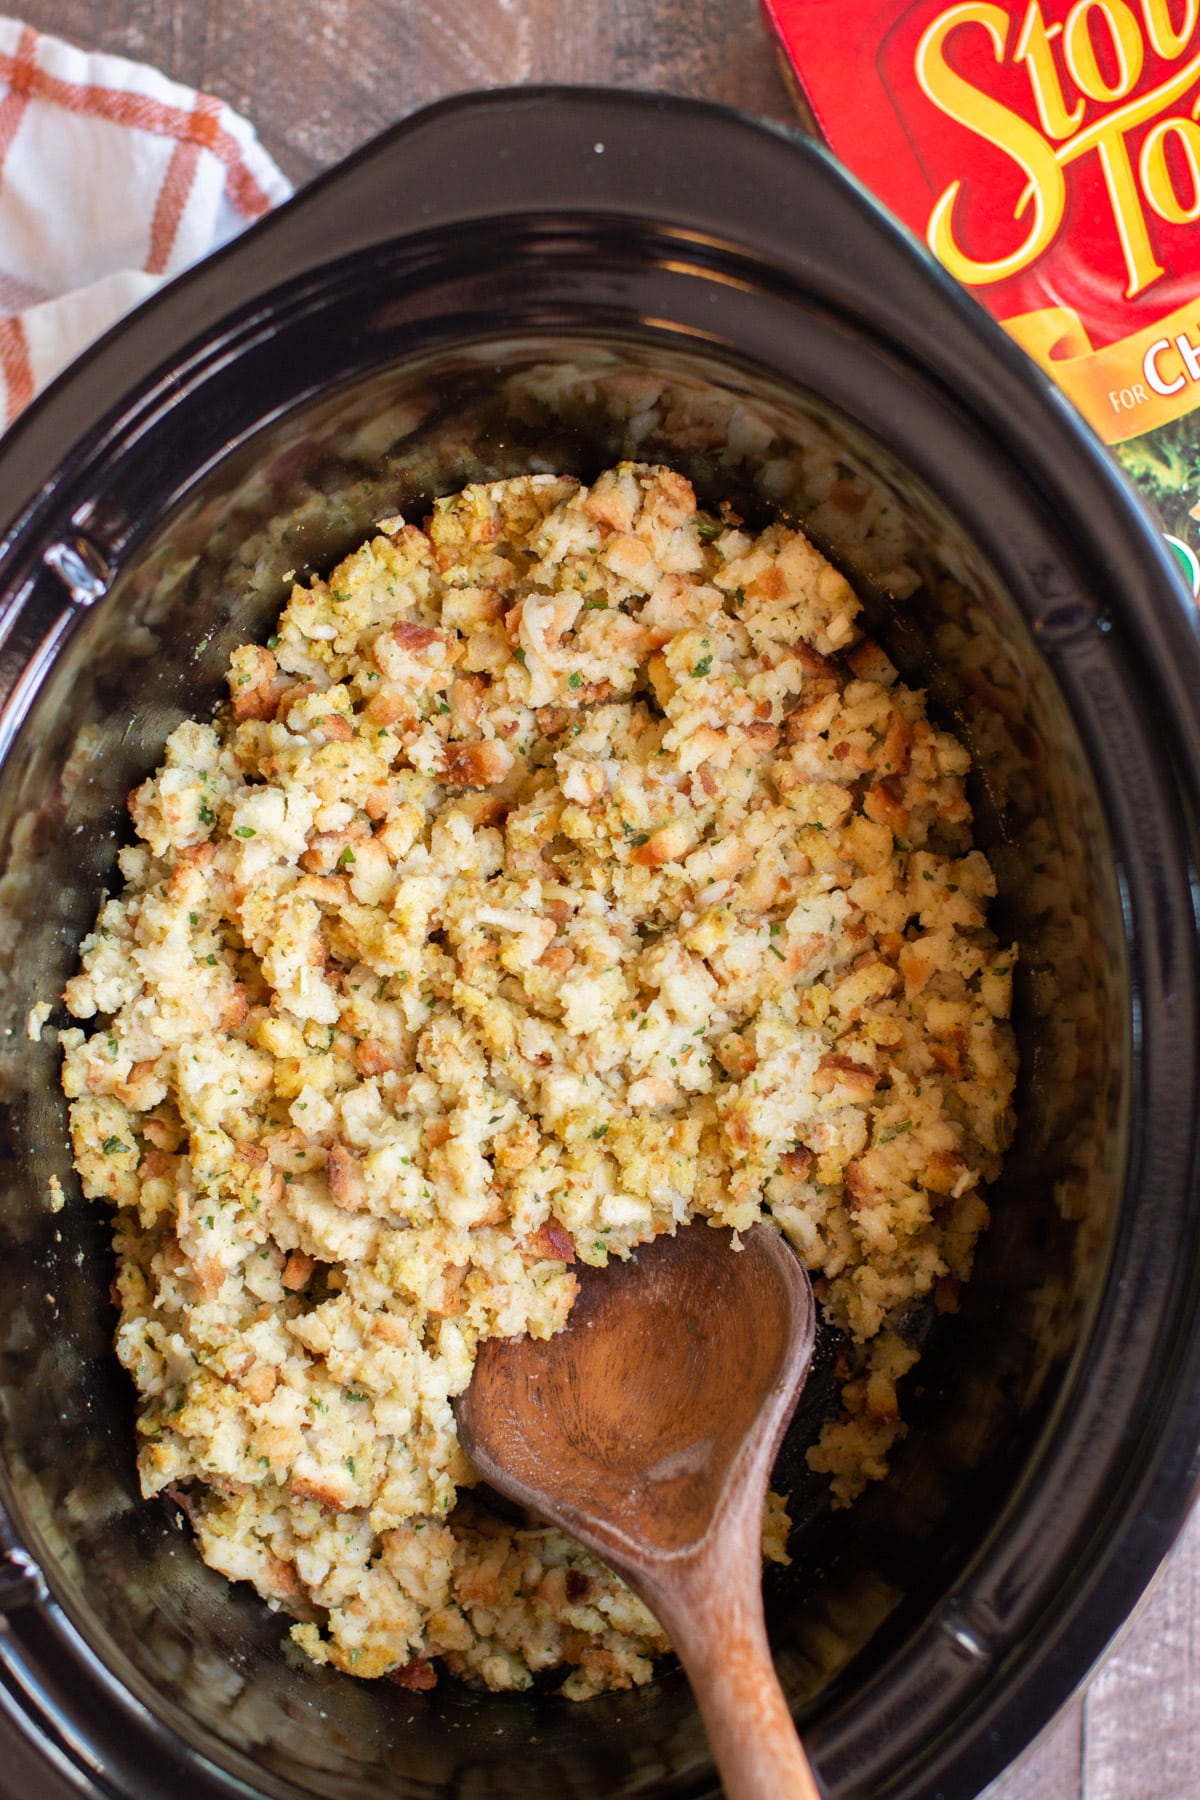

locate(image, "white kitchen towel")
(0, 16), (291, 426)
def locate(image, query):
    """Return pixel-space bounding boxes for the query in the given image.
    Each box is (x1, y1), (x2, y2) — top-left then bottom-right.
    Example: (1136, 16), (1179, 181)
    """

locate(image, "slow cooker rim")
(0, 316), (1194, 1800)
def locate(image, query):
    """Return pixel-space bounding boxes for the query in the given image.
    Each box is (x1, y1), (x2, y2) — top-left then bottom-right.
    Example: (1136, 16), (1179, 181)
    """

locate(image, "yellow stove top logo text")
(916, 0), (1200, 298)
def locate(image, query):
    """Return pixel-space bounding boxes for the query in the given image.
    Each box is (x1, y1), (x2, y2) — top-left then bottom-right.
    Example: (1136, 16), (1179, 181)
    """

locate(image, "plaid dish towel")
(0, 16), (291, 427)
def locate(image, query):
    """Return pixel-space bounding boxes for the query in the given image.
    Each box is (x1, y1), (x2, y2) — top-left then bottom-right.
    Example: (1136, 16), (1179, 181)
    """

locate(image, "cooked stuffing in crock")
(61, 463), (1016, 1695)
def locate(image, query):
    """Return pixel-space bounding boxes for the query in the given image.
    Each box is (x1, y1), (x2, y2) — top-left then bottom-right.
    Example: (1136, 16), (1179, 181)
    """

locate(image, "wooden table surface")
(15, 2), (1200, 1795)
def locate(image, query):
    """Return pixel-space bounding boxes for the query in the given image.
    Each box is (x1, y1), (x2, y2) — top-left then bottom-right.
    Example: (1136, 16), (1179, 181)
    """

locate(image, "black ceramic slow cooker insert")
(1, 88), (1199, 1800)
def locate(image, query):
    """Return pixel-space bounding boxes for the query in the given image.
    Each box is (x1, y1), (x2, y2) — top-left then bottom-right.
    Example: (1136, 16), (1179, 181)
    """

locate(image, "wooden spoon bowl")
(455, 1222), (822, 1800)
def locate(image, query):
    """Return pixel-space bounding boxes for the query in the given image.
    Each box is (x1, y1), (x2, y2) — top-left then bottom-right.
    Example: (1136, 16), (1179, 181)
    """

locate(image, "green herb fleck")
(593, 1124), (608, 1139)
(568, 670), (583, 689)
(514, 647), (528, 669)
(234, 825), (256, 839)
(768, 944), (787, 961)
(102, 1136), (129, 1155)
(691, 655), (712, 678)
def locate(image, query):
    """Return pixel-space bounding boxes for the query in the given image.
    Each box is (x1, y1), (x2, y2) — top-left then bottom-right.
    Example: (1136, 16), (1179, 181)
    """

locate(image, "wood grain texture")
(997, 1700), (1084, 1800)
(458, 1224), (821, 1800)
(1080, 1505), (1200, 1800)
(457, 1225), (815, 1564)
(15, 0), (796, 183)
(9, 2), (1200, 1795)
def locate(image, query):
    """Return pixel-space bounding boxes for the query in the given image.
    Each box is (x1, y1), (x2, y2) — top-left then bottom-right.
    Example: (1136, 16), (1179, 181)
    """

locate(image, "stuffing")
(62, 463), (1016, 1697)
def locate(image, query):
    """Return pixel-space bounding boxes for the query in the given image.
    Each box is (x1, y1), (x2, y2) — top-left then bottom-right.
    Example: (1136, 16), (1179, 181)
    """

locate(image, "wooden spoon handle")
(661, 1571), (823, 1800)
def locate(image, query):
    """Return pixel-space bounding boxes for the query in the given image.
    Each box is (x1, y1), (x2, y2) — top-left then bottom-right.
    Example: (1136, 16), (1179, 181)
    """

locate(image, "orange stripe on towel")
(145, 94), (221, 272)
(0, 32), (273, 215)
(0, 315), (36, 425)
(0, 25), (37, 169)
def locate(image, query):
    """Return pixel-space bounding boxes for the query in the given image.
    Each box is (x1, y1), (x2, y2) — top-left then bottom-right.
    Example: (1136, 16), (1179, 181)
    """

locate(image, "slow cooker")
(1, 87), (1199, 1800)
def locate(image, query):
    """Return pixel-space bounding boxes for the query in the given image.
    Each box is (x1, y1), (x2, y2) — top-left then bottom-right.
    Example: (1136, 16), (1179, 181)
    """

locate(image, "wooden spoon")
(454, 1222), (822, 1800)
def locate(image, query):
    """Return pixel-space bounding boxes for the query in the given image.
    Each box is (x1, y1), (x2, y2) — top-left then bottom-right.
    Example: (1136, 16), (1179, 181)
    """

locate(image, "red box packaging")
(763, 0), (1200, 590)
